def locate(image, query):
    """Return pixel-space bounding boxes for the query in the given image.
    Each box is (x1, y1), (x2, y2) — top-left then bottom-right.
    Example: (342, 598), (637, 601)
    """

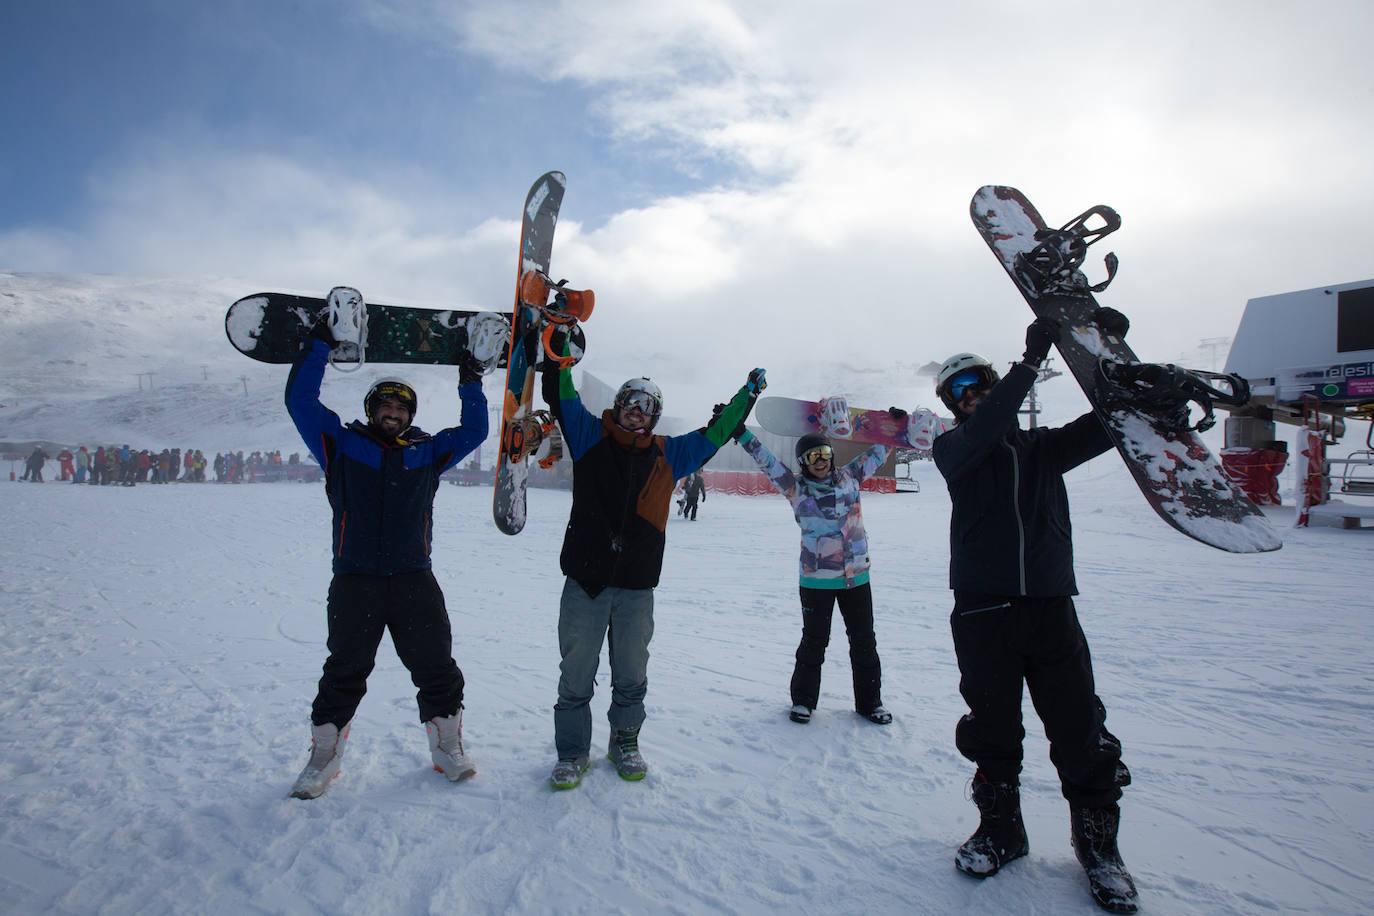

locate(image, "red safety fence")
(1219, 446), (1288, 506)
(702, 470), (896, 495)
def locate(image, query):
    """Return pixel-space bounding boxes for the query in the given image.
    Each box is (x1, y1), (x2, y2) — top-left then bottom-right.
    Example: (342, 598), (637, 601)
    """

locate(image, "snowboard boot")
(789, 704), (812, 724)
(550, 755), (591, 790)
(1070, 803), (1139, 914)
(860, 705), (893, 725)
(607, 727), (648, 781)
(955, 772), (1029, 878)
(289, 719), (351, 800)
(426, 711), (477, 782)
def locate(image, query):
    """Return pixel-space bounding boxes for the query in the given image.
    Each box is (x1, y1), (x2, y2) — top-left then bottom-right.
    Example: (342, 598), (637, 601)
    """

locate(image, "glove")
(458, 349), (484, 388)
(1092, 306), (1130, 338)
(1023, 316), (1062, 366)
(887, 406), (907, 420)
(746, 368), (767, 394)
(307, 318), (336, 349)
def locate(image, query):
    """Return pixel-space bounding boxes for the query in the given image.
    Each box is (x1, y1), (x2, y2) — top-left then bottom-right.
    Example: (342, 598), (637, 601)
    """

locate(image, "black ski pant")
(950, 592), (1128, 808)
(310, 570), (465, 729)
(792, 583), (882, 713)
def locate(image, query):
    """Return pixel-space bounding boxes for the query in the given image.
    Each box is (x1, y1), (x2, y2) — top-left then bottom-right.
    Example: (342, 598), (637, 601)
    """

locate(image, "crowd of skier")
(13, 445), (320, 485)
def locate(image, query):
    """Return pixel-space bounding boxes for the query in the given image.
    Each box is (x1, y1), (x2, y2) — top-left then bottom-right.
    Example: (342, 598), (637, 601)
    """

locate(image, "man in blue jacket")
(932, 314), (1137, 914)
(284, 330), (488, 799)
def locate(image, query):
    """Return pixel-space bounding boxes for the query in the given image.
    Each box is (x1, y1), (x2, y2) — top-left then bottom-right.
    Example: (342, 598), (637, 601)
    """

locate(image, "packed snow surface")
(2, 461), (1371, 915)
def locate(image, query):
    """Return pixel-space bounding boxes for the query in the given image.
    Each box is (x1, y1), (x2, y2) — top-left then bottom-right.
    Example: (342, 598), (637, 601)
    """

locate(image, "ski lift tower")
(1021, 358), (1063, 429)
(1199, 336), (1232, 371)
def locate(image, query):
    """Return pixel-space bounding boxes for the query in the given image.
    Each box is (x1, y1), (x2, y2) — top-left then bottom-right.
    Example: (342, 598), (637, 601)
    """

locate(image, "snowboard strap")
(325, 286), (368, 372)
(1095, 361), (1250, 434)
(1014, 205), (1121, 295)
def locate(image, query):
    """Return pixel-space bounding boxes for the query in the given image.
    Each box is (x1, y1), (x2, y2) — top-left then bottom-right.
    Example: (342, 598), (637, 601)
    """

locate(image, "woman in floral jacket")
(737, 428), (893, 726)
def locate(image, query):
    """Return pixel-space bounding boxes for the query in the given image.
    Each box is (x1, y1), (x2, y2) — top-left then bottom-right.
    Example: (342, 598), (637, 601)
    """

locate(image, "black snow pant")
(950, 592), (1128, 808)
(792, 583), (882, 713)
(310, 571), (465, 729)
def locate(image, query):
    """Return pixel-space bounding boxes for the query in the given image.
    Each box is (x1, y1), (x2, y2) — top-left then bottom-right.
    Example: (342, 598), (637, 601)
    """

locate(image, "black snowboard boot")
(955, 772), (1029, 878)
(1070, 803), (1139, 914)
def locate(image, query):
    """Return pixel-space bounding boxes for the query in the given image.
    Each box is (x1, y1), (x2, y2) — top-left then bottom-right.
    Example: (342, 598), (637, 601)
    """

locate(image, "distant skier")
(931, 314), (1137, 914)
(735, 426), (893, 727)
(74, 446), (90, 484)
(283, 324), (489, 799)
(681, 470), (706, 520)
(23, 446), (47, 482)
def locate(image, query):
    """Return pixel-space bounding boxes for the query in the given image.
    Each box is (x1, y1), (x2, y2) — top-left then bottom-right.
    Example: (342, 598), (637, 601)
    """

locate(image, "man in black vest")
(541, 343), (764, 790)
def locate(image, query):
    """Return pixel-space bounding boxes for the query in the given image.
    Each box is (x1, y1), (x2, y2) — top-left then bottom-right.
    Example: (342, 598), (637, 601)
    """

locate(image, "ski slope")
(2, 457), (1371, 915)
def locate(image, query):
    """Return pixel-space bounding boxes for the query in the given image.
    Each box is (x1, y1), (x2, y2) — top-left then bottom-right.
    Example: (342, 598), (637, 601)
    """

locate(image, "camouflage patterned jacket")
(739, 432), (888, 589)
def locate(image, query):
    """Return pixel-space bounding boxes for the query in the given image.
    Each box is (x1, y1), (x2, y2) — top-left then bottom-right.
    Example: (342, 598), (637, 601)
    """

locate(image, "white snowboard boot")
(426, 711), (477, 782)
(289, 719), (351, 800)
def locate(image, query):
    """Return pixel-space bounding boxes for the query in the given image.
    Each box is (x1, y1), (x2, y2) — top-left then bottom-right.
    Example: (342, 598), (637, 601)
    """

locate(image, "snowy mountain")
(0, 272), (944, 456)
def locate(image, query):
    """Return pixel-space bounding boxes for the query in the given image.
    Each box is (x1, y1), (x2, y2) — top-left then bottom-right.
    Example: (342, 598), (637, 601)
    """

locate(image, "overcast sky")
(3, 0), (1371, 420)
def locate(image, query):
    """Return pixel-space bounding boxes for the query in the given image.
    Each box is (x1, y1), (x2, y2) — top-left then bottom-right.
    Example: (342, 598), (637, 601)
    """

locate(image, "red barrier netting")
(1219, 447), (1288, 506)
(702, 470), (896, 495)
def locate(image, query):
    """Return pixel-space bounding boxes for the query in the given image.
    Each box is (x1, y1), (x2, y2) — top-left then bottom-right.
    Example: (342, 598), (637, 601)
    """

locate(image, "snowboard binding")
(1095, 360), (1250, 434)
(325, 286), (368, 371)
(817, 396), (853, 439)
(539, 323), (587, 371)
(519, 269), (595, 369)
(503, 410), (560, 467)
(464, 312), (510, 375)
(1014, 205), (1121, 296)
(519, 270), (595, 324)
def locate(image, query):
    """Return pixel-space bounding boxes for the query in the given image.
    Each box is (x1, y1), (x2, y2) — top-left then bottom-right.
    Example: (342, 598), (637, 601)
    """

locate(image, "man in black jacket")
(932, 314), (1138, 914)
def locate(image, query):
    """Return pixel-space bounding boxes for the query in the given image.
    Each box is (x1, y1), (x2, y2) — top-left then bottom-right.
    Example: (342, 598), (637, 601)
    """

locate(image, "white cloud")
(8, 0), (1374, 425)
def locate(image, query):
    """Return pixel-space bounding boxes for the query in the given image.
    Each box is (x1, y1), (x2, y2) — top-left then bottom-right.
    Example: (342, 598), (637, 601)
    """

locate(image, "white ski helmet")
(936, 353), (999, 413)
(614, 377), (663, 430)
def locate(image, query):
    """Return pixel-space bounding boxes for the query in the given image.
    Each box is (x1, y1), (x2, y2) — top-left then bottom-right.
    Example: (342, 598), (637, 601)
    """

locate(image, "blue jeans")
(553, 579), (654, 759)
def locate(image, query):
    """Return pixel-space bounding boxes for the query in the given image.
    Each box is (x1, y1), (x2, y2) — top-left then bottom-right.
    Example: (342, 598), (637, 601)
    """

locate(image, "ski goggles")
(801, 445), (834, 466)
(617, 391), (660, 416)
(369, 382), (416, 410)
(946, 369), (992, 400)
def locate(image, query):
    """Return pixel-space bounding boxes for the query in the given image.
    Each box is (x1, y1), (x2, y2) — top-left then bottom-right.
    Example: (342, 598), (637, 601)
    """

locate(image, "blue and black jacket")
(932, 361), (1112, 597)
(542, 362), (753, 592)
(286, 338), (488, 576)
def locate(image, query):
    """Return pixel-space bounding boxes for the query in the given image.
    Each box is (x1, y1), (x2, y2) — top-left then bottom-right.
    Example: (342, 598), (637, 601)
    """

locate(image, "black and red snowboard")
(970, 185), (1281, 553)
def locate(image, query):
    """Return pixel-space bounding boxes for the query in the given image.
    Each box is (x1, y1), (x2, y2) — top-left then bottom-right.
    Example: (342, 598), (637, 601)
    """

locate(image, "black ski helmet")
(365, 378), (418, 428)
(795, 432), (833, 464)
